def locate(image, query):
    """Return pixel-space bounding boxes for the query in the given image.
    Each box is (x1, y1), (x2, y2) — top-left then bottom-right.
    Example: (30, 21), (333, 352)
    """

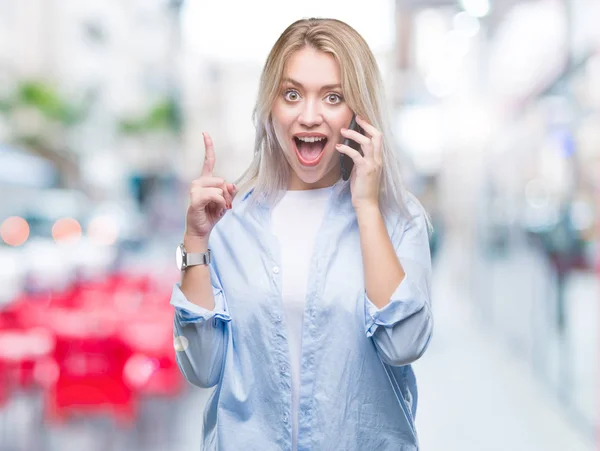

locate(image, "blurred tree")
(118, 97), (181, 135)
(117, 96), (182, 211)
(17, 81), (83, 125)
(0, 80), (88, 187)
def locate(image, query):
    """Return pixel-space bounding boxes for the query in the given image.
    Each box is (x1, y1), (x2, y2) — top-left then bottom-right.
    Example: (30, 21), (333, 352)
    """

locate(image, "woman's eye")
(284, 90), (300, 101)
(326, 94), (342, 104)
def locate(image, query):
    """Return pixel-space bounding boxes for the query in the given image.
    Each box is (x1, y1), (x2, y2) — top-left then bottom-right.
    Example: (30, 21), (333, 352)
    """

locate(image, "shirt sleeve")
(171, 262), (231, 388)
(364, 198), (433, 366)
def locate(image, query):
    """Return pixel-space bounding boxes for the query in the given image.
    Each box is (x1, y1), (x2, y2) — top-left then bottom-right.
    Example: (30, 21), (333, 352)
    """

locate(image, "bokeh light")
(123, 354), (160, 389)
(173, 336), (189, 352)
(0, 216), (30, 246)
(52, 218), (82, 243)
(87, 215), (119, 246)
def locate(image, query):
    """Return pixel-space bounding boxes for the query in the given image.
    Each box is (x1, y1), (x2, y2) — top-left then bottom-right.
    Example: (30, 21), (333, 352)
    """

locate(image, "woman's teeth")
(296, 136), (326, 143)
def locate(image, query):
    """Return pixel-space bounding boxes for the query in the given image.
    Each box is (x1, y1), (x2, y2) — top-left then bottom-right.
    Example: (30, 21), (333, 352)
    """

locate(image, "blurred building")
(393, 0), (600, 440)
(0, 0), (184, 194)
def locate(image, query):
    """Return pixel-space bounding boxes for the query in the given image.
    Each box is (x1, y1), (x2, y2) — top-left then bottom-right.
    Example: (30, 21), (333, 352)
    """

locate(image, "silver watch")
(175, 243), (212, 271)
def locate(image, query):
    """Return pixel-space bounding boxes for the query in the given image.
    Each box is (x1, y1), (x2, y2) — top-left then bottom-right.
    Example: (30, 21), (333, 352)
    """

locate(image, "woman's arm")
(336, 116), (433, 366)
(357, 202), (433, 367)
(171, 235), (231, 388)
(180, 235), (216, 309)
(356, 204), (405, 309)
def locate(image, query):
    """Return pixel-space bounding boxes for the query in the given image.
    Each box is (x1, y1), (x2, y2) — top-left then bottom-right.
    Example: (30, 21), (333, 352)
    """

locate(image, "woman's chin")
(289, 161), (339, 188)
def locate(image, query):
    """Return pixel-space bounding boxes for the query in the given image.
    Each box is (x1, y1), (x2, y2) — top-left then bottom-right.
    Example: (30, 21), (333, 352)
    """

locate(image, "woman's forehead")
(282, 48), (341, 90)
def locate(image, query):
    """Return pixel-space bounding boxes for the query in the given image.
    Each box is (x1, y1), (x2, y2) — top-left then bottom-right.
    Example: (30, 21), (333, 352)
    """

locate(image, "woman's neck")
(287, 169), (340, 191)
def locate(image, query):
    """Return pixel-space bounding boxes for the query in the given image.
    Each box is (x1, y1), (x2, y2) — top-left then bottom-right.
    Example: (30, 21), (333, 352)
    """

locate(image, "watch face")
(175, 244), (184, 270)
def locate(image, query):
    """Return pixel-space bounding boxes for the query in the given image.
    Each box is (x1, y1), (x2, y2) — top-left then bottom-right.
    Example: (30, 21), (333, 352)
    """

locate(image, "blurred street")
(415, 235), (595, 451)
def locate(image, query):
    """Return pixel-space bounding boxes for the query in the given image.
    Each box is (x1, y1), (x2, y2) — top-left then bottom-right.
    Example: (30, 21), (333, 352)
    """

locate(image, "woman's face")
(271, 47), (354, 190)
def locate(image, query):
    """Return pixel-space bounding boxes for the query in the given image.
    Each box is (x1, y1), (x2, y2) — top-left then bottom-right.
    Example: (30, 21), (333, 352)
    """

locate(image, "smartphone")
(340, 114), (365, 181)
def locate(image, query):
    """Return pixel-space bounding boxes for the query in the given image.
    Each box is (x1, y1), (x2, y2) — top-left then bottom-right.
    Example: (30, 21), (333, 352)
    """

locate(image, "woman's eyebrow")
(282, 77), (342, 91)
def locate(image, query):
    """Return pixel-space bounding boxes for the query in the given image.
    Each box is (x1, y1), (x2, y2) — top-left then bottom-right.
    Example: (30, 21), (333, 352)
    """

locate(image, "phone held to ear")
(340, 114), (365, 181)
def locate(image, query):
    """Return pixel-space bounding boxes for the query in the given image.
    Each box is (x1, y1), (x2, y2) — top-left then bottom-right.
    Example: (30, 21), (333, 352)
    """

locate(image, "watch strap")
(185, 249), (212, 267)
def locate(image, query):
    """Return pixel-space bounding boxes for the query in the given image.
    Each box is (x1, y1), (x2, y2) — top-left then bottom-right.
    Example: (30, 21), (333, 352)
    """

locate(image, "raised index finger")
(201, 132), (216, 177)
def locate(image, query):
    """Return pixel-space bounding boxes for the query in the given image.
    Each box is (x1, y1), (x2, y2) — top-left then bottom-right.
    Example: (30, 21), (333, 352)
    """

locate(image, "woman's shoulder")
(389, 191), (431, 240)
(404, 191), (429, 220)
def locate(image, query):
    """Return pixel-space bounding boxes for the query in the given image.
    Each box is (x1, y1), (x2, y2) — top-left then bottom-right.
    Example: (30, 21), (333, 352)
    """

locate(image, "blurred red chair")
(0, 326), (55, 390)
(1, 270), (180, 428)
(43, 308), (136, 426)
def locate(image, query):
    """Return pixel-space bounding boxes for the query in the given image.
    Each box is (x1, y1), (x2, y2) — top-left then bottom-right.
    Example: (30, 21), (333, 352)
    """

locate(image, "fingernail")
(220, 210), (226, 217)
(341, 128), (347, 132)
(336, 143), (341, 147)
(233, 184), (238, 192)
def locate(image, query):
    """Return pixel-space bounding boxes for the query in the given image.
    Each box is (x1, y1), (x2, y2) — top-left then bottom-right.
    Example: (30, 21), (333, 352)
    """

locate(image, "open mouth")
(293, 136), (328, 167)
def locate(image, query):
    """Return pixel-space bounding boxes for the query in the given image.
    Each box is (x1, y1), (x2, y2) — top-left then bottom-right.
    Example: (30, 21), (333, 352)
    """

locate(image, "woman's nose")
(298, 100), (323, 127)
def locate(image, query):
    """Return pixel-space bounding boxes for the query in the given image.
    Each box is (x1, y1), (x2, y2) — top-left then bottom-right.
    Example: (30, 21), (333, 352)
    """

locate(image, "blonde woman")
(171, 18), (433, 451)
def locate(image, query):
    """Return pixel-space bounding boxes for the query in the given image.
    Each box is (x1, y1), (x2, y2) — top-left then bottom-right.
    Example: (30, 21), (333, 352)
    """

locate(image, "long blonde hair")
(236, 18), (415, 221)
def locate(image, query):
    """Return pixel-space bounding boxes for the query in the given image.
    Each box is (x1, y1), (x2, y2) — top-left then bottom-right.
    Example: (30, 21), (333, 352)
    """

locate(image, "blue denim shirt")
(170, 183), (433, 451)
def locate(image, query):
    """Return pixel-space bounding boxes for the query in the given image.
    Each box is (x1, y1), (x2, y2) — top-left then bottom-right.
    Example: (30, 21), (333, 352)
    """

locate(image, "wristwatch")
(175, 242), (212, 271)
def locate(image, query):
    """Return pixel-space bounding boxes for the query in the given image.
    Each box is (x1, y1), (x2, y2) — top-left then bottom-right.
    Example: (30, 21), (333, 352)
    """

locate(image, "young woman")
(171, 18), (433, 451)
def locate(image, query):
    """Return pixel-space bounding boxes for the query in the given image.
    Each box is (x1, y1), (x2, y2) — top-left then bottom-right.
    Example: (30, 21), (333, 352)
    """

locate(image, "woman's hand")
(185, 132), (237, 244)
(335, 115), (383, 211)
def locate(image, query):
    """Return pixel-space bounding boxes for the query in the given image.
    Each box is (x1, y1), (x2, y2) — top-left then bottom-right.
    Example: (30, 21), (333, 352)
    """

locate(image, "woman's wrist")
(183, 234), (210, 252)
(354, 201), (381, 223)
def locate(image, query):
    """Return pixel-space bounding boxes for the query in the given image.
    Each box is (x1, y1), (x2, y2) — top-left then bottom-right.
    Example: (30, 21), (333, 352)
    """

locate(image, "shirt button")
(283, 413), (289, 424)
(274, 314), (282, 323)
(310, 309), (316, 318)
(272, 266), (280, 274)
(280, 364), (286, 373)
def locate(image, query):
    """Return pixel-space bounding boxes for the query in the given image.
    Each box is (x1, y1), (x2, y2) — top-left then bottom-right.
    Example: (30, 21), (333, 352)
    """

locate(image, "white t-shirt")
(270, 186), (332, 451)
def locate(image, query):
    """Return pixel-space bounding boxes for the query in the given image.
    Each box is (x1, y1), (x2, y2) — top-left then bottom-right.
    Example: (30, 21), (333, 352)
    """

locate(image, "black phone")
(340, 114), (365, 181)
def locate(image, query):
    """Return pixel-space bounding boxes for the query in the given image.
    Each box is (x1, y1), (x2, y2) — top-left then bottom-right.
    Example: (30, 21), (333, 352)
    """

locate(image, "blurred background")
(0, 0), (598, 450)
